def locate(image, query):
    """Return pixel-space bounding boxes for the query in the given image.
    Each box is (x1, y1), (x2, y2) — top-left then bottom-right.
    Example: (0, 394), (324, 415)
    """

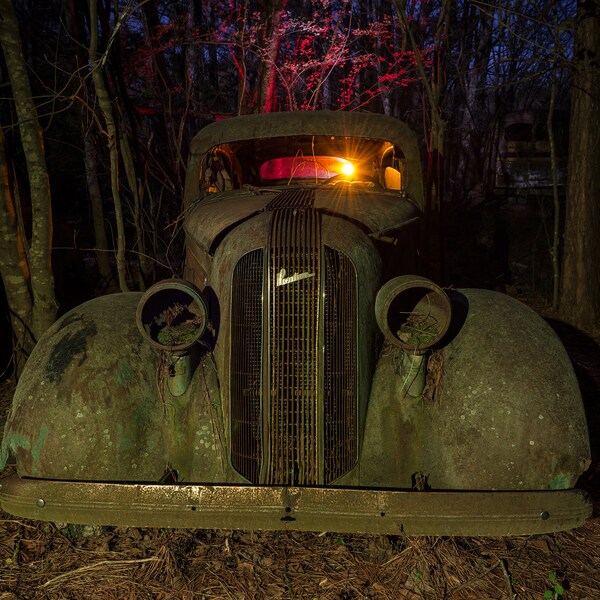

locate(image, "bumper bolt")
(36, 498), (45, 508)
(540, 511), (550, 520)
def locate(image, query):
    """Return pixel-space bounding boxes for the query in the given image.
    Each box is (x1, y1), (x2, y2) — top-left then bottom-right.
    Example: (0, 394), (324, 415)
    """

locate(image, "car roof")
(185, 111), (424, 209)
(190, 111), (417, 151)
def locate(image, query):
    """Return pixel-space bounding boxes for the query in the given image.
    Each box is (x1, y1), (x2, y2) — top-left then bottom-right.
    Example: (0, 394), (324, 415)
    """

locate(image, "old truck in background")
(0, 112), (591, 535)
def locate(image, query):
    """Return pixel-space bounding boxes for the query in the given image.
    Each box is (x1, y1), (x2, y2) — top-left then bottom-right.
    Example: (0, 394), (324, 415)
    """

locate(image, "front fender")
(427, 289), (591, 490)
(359, 289), (591, 491)
(1, 293), (167, 480)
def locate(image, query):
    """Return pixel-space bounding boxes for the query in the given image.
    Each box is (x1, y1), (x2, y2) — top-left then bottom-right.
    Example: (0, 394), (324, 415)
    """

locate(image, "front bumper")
(0, 475), (592, 536)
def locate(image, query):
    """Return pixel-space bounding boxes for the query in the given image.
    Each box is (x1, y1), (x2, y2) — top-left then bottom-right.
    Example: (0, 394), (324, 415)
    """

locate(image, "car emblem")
(276, 268), (315, 287)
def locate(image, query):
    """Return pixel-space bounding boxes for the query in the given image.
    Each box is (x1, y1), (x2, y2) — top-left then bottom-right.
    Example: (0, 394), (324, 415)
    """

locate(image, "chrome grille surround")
(230, 189), (358, 485)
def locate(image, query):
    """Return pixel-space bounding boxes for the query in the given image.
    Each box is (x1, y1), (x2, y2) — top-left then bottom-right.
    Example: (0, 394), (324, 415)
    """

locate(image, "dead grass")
(0, 508), (598, 599)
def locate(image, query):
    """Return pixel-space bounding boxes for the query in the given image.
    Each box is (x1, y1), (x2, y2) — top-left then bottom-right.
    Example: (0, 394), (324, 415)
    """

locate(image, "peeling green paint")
(46, 320), (98, 383)
(0, 430), (30, 471)
(4, 430), (32, 453)
(1, 424), (48, 476)
(31, 425), (49, 474)
(114, 359), (134, 387)
(547, 457), (570, 490)
(548, 473), (571, 490)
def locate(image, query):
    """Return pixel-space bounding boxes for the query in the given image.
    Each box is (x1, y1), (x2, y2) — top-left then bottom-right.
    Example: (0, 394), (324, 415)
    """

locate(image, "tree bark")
(560, 0), (600, 330)
(83, 132), (114, 287)
(258, 1), (284, 112)
(88, 0), (129, 292)
(393, 0), (449, 280)
(547, 7), (561, 312)
(0, 0), (56, 340)
(0, 128), (34, 374)
(119, 130), (149, 289)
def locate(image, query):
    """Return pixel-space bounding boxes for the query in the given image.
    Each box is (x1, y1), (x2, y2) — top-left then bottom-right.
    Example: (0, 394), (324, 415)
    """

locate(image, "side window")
(204, 152), (231, 192)
(381, 146), (405, 191)
(202, 148), (241, 192)
(384, 166), (402, 190)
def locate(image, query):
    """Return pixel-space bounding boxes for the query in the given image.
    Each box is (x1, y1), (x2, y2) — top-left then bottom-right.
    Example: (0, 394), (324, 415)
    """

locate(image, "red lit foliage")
(122, 0), (432, 114)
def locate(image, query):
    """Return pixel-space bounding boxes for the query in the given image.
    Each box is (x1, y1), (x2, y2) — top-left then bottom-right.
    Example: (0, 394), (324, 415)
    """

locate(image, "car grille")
(322, 247), (357, 482)
(230, 249), (264, 484)
(230, 191), (357, 485)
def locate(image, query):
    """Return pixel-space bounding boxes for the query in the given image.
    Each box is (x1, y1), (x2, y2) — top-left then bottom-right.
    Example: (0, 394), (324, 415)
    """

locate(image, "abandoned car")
(0, 111), (591, 535)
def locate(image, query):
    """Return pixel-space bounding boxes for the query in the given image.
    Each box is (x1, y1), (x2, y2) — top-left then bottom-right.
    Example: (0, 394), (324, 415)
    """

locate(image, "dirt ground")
(0, 299), (599, 599)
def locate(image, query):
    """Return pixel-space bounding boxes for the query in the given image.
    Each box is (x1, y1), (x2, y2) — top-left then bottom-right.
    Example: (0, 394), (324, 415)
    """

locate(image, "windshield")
(201, 135), (405, 192)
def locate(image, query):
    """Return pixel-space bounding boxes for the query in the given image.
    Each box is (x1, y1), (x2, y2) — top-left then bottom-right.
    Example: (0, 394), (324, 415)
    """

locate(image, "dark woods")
(0, 0), (599, 376)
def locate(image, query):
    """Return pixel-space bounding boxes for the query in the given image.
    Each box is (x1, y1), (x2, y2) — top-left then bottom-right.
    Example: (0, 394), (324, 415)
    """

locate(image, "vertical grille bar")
(230, 249), (264, 483)
(269, 208), (321, 485)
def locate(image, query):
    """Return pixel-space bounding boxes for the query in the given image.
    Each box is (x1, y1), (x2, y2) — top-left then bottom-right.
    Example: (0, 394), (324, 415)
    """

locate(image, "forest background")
(0, 0), (599, 376)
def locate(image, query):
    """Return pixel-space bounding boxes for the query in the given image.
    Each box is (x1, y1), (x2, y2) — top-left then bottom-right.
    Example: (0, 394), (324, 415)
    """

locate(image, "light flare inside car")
(259, 156), (355, 181)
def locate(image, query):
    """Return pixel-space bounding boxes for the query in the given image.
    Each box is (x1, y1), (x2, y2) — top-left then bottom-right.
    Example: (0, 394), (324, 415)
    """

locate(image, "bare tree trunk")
(560, 0), (600, 330)
(83, 132), (114, 288)
(258, 2), (284, 112)
(236, 2), (249, 115)
(119, 130), (148, 290)
(0, 0), (56, 340)
(547, 8), (561, 311)
(393, 0), (450, 280)
(307, 2), (348, 110)
(0, 129), (34, 374)
(455, 6), (494, 201)
(88, 0), (129, 292)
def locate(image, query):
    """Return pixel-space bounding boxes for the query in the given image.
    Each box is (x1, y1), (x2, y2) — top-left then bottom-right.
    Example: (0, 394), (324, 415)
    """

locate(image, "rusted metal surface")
(0, 476), (591, 535)
(374, 275), (451, 350)
(136, 279), (208, 352)
(0, 294), (231, 485)
(359, 288), (590, 491)
(207, 209), (380, 490)
(0, 294), (165, 481)
(184, 187), (420, 256)
(267, 205), (321, 485)
(427, 289), (591, 491)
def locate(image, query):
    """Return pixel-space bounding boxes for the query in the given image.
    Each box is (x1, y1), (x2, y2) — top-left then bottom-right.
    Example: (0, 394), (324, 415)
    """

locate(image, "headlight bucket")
(375, 275), (451, 351)
(136, 279), (208, 352)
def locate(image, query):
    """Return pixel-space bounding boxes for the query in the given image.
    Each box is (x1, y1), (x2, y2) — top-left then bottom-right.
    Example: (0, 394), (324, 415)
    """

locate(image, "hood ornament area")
(276, 268), (315, 287)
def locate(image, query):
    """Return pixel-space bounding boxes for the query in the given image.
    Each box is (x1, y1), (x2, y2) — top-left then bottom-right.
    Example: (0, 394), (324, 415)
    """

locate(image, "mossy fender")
(1, 293), (166, 480)
(426, 289), (591, 490)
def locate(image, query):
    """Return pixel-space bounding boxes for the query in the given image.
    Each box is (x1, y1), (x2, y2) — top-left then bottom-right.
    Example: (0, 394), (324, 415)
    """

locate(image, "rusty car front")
(0, 112), (591, 535)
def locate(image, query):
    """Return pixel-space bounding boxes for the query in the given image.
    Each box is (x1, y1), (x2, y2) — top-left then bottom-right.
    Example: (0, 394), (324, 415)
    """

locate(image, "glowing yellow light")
(341, 161), (354, 176)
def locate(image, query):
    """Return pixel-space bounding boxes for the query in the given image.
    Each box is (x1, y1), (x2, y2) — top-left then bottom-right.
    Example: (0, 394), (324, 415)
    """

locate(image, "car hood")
(185, 186), (422, 253)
